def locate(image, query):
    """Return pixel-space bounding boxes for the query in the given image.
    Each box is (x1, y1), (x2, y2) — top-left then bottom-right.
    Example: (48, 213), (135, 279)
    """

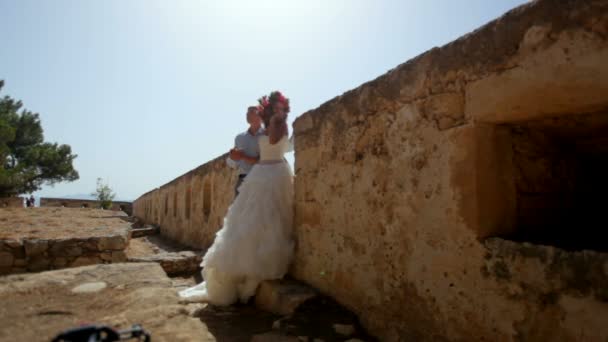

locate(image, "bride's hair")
(257, 91), (290, 127)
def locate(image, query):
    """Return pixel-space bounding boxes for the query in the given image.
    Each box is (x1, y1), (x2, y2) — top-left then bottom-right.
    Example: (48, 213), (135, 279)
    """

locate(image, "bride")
(179, 91), (294, 305)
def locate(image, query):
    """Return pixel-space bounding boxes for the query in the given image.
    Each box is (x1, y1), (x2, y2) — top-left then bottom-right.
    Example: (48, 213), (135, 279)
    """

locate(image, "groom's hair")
(247, 106), (258, 113)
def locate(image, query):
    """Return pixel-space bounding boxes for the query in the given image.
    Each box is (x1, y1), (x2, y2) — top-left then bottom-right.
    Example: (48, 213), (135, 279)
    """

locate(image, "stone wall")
(40, 197), (133, 215)
(291, 0), (608, 340)
(0, 234), (129, 275)
(131, 0), (608, 340)
(132, 154), (237, 249)
(0, 208), (131, 275)
(0, 197), (24, 208)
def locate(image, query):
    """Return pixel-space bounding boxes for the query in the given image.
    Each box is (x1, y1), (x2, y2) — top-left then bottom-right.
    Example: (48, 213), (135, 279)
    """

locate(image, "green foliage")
(0, 80), (79, 196)
(92, 177), (115, 210)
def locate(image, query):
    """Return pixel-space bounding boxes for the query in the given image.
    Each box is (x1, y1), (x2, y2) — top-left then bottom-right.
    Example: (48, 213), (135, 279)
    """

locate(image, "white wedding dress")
(179, 135), (294, 305)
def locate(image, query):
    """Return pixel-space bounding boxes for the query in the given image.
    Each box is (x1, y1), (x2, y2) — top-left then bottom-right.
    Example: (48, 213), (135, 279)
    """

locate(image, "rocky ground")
(127, 227), (375, 341)
(172, 273), (374, 342)
(0, 208), (375, 341)
(0, 263), (213, 342)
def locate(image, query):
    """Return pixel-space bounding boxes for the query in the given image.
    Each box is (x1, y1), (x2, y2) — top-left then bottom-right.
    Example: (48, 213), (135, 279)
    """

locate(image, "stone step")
(129, 225), (160, 238)
(255, 279), (318, 316)
(128, 251), (201, 276)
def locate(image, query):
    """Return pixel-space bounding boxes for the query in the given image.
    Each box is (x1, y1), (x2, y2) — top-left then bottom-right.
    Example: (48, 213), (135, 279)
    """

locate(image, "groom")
(227, 106), (264, 197)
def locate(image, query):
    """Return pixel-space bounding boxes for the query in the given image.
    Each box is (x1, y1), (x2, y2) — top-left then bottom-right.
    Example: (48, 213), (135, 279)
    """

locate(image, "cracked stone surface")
(0, 263), (213, 342)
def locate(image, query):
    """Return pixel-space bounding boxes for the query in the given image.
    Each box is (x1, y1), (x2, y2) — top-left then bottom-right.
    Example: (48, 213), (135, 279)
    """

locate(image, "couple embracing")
(180, 91), (295, 306)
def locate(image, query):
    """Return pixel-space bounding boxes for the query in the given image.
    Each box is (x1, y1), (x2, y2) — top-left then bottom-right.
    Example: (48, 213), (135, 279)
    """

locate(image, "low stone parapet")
(0, 235), (128, 274)
(0, 197), (24, 208)
(0, 208), (131, 275)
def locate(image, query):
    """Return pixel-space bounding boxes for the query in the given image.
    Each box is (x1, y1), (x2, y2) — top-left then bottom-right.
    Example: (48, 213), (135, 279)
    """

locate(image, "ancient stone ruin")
(133, 0), (608, 340)
(0, 206), (370, 341)
(0, 208), (129, 275)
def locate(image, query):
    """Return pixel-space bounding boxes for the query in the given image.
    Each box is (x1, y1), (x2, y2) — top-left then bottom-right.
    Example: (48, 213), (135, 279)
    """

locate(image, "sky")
(0, 0), (528, 201)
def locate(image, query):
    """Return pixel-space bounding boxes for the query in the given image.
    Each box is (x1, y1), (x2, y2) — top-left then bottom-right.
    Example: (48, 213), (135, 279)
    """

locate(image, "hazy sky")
(0, 0), (527, 201)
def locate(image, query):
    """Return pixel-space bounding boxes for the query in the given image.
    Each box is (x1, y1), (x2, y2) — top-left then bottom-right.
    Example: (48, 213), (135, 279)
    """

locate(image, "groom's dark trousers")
(234, 174), (247, 198)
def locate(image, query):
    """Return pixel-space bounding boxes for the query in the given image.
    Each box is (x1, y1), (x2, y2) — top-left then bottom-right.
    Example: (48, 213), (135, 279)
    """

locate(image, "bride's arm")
(268, 113), (288, 144)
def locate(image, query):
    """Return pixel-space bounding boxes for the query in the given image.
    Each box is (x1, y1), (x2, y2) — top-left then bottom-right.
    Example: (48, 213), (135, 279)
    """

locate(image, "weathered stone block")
(1, 240), (25, 258)
(81, 239), (100, 252)
(4, 240), (22, 248)
(465, 31), (608, 124)
(49, 240), (83, 257)
(10, 267), (26, 274)
(424, 92), (465, 130)
(111, 251), (127, 263)
(100, 252), (113, 261)
(13, 259), (26, 267)
(294, 114), (314, 134)
(0, 252), (14, 267)
(295, 201), (321, 228)
(24, 240), (48, 257)
(0, 240), (22, 251)
(128, 251), (201, 275)
(10, 245), (25, 259)
(97, 235), (127, 251)
(130, 226), (160, 238)
(27, 256), (50, 272)
(70, 256), (100, 267)
(53, 257), (68, 268)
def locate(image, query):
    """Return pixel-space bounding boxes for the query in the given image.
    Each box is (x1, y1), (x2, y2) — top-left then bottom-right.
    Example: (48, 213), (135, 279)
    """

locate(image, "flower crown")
(257, 91), (290, 115)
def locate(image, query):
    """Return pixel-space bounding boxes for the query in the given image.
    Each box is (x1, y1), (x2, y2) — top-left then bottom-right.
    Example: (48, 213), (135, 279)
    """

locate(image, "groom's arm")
(239, 154), (259, 165)
(226, 136), (239, 168)
(230, 134), (259, 165)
